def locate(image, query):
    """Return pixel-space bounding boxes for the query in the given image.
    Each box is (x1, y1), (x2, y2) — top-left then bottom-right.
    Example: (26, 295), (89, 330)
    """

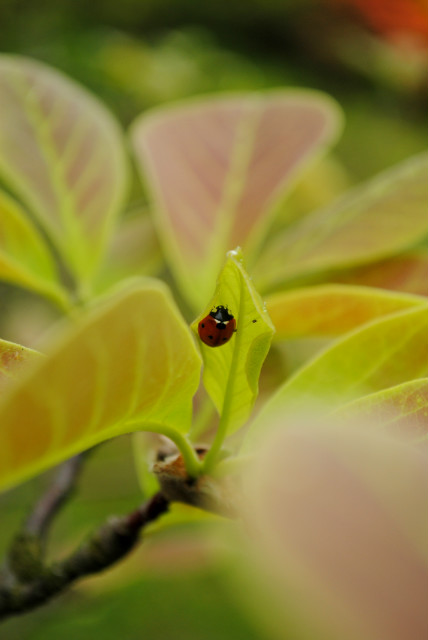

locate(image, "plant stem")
(125, 421), (203, 478)
(152, 427), (203, 478)
(200, 411), (228, 473)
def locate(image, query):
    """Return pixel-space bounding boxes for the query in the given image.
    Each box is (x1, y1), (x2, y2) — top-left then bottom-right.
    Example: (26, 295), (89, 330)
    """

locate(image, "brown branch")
(0, 454), (87, 593)
(25, 454), (86, 538)
(0, 446), (235, 621)
(0, 492), (169, 621)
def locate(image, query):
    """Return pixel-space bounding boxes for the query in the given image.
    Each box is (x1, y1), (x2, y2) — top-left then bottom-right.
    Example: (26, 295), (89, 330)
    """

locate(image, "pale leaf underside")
(333, 251), (428, 298)
(259, 152), (428, 289)
(334, 379), (428, 439)
(132, 91), (341, 307)
(0, 56), (128, 280)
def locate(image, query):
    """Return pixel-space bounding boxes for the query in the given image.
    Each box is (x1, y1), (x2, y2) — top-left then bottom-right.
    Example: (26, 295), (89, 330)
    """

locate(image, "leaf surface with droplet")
(191, 249), (275, 440)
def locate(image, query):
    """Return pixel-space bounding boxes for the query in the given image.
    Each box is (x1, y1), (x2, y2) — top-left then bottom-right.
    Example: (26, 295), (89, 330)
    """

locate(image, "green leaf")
(246, 305), (428, 445)
(0, 338), (41, 395)
(334, 379), (428, 440)
(191, 249), (275, 469)
(0, 189), (69, 309)
(266, 284), (425, 339)
(258, 152), (428, 290)
(131, 90), (342, 309)
(0, 279), (202, 493)
(0, 55), (128, 286)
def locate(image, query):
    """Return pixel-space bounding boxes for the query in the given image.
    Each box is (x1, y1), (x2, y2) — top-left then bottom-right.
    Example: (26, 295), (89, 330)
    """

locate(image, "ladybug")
(198, 305), (237, 347)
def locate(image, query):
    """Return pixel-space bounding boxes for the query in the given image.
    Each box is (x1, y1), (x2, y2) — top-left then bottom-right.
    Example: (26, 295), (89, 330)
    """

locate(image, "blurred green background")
(1, 0), (427, 179)
(0, 0), (427, 637)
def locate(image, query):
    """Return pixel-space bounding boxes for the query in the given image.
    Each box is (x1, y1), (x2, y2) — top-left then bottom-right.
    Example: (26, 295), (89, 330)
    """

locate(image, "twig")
(0, 492), (169, 620)
(0, 454), (87, 593)
(0, 445), (234, 621)
(25, 454), (86, 538)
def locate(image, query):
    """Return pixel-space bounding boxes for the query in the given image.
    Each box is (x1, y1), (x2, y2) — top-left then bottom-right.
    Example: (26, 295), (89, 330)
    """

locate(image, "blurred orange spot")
(329, 0), (428, 45)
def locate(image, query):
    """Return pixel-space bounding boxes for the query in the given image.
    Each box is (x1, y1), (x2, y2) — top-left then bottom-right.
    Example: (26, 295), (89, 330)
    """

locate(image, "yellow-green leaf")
(0, 280), (201, 493)
(131, 91), (341, 309)
(246, 305), (428, 444)
(0, 189), (69, 308)
(334, 379), (428, 440)
(0, 338), (40, 395)
(258, 152), (428, 290)
(0, 55), (128, 284)
(191, 249), (275, 467)
(266, 284), (425, 339)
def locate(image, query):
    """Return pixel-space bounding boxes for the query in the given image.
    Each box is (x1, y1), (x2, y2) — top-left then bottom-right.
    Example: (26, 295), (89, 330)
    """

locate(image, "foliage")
(242, 422), (428, 640)
(0, 281), (202, 492)
(0, 54), (427, 638)
(0, 56), (128, 290)
(131, 90), (341, 308)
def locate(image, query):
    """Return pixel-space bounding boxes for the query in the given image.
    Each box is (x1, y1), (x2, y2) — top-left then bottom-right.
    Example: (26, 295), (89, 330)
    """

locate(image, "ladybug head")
(209, 305), (234, 323)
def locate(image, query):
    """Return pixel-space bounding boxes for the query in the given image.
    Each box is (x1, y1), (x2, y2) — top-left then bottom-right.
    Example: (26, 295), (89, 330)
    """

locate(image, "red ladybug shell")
(198, 305), (236, 347)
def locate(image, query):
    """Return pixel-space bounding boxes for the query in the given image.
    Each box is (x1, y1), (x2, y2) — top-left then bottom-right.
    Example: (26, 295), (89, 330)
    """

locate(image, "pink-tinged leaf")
(333, 251), (428, 297)
(0, 280), (201, 493)
(0, 56), (128, 283)
(95, 209), (162, 292)
(0, 338), (40, 395)
(131, 91), (342, 308)
(257, 152), (428, 290)
(335, 379), (428, 439)
(266, 284), (425, 339)
(241, 423), (428, 640)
